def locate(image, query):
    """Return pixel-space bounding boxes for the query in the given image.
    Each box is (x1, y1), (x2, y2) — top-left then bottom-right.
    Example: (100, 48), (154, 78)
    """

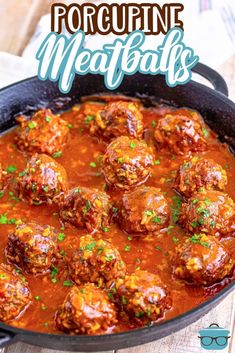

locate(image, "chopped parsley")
(85, 115), (95, 124)
(45, 116), (51, 123)
(84, 242), (97, 251)
(189, 234), (210, 248)
(152, 216), (161, 224)
(171, 195), (182, 223)
(67, 123), (73, 129)
(151, 120), (157, 127)
(6, 165), (17, 173)
(63, 280), (73, 287)
(145, 210), (154, 216)
(58, 233), (66, 241)
(83, 200), (91, 215)
(172, 236), (179, 244)
(135, 311), (144, 318)
(89, 162), (97, 168)
(129, 141), (136, 149)
(122, 295), (127, 305)
(102, 227), (110, 233)
(28, 121), (37, 129)
(0, 214), (17, 225)
(202, 127), (209, 137)
(52, 151), (63, 158)
(34, 295), (41, 301)
(117, 157), (124, 164)
(124, 245), (131, 252)
(154, 160), (160, 165)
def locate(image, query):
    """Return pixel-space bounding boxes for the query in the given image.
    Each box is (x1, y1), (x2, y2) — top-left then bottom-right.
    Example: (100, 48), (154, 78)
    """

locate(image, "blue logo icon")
(198, 323), (230, 350)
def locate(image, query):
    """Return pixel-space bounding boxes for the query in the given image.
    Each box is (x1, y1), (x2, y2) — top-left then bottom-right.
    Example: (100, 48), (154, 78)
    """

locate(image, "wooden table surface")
(0, 1), (234, 352)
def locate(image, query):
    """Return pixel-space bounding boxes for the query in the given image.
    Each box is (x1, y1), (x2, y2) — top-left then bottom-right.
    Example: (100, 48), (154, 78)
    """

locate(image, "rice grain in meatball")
(0, 264), (31, 322)
(174, 157), (227, 197)
(179, 190), (235, 236)
(6, 222), (59, 275)
(60, 187), (112, 232)
(154, 109), (207, 155)
(56, 284), (117, 334)
(18, 153), (68, 205)
(91, 101), (144, 140)
(16, 109), (69, 155)
(116, 270), (172, 324)
(102, 136), (154, 190)
(69, 234), (126, 287)
(119, 186), (170, 234)
(173, 234), (234, 286)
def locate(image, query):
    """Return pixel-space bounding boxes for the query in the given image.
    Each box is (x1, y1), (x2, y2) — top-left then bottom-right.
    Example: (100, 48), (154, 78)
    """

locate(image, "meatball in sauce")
(173, 234), (234, 286)
(17, 153), (68, 205)
(154, 109), (207, 155)
(90, 101), (144, 141)
(5, 222), (59, 275)
(179, 190), (235, 236)
(102, 136), (154, 190)
(69, 234), (126, 288)
(56, 284), (117, 335)
(0, 264), (31, 322)
(60, 187), (112, 233)
(118, 186), (170, 235)
(174, 156), (227, 198)
(16, 109), (69, 155)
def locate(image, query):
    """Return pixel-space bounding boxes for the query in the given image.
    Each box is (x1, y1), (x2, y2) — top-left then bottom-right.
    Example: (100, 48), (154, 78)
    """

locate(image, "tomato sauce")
(0, 101), (234, 334)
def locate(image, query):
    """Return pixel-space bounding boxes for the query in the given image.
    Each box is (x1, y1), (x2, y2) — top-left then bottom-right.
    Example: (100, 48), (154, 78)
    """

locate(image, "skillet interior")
(0, 72), (234, 351)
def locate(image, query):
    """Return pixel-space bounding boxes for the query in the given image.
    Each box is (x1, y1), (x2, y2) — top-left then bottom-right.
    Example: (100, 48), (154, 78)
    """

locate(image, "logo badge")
(198, 323), (230, 350)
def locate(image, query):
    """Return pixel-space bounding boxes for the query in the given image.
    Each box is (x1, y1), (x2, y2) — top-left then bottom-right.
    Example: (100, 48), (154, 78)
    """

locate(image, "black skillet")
(0, 63), (234, 351)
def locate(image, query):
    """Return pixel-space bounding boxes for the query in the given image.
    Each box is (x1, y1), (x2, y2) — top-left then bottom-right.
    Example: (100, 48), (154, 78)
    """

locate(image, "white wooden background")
(0, 0), (234, 352)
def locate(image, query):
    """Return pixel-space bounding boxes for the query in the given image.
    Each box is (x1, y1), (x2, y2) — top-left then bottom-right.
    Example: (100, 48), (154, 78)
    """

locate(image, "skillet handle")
(0, 331), (16, 348)
(192, 62), (228, 96)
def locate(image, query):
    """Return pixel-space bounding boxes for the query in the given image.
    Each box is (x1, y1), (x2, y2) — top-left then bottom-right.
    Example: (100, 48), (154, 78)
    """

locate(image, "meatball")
(154, 109), (207, 155)
(102, 136), (154, 190)
(18, 153), (68, 205)
(15, 109), (69, 155)
(0, 264), (31, 321)
(5, 222), (59, 275)
(116, 270), (171, 323)
(60, 187), (112, 232)
(69, 234), (126, 287)
(173, 234), (234, 286)
(179, 190), (235, 236)
(90, 101), (144, 140)
(56, 283), (117, 334)
(119, 186), (170, 234)
(174, 157), (227, 198)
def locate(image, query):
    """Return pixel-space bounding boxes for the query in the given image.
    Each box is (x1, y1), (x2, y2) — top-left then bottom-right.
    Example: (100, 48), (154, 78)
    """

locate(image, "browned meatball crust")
(5, 223), (59, 275)
(116, 270), (172, 324)
(173, 234), (234, 286)
(0, 264), (31, 321)
(69, 235), (126, 288)
(56, 284), (117, 334)
(179, 190), (235, 236)
(60, 187), (112, 232)
(15, 109), (69, 155)
(102, 136), (154, 190)
(17, 153), (68, 205)
(90, 101), (144, 140)
(174, 157), (227, 198)
(119, 186), (170, 234)
(154, 109), (207, 155)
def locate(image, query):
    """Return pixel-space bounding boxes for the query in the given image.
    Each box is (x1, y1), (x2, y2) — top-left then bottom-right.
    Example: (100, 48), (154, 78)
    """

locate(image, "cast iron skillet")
(0, 63), (234, 351)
